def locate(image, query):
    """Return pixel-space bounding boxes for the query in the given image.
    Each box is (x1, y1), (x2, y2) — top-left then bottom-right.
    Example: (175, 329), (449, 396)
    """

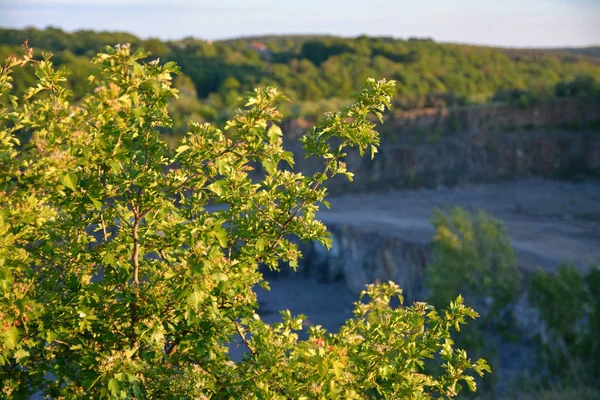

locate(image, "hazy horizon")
(1, 0), (599, 48)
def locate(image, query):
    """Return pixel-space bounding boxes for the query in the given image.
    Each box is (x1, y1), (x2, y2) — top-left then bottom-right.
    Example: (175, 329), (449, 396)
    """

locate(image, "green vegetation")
(427, 208), (521, 320)
(426, 207), (600, 397)
(0, 45), (490, 398)
(530, 264), (600, 388)
(426, 208), (521, 393)
(2, 27), (600, 132)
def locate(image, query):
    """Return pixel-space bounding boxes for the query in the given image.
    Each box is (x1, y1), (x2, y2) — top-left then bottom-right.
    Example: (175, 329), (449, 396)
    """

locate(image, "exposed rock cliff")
(280, 98), (600, 194)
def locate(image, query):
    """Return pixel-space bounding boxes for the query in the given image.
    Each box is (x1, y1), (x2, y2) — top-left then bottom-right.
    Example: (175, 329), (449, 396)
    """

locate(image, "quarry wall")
(281, 97), (600, 194)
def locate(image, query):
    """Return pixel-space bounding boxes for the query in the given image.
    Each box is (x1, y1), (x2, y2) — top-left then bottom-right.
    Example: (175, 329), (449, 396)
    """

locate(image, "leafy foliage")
(426, 208), (521, 318)
(425, 208), (521, 392)
(554, 74), (600, 98)
(0, 45), (490, 398)
(529, 264), (600, 386)
(2, 27), (600, 127)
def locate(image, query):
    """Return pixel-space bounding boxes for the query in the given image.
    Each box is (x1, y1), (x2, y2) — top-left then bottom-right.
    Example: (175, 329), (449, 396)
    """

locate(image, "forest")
(1, 27), (600, 134)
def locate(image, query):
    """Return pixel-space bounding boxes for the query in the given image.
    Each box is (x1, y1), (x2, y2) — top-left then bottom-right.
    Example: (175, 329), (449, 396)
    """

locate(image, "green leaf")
(176, 145), (191, 154)
(133, 62), (145, 77)
(108, 378), (120, 397)
(45, 331), (58, 344)
(215, 158), (228, 175)
(464, 375), (477, 392)
(61, 173), (77, 191)
(4, 326), (19, 349)
(109, 161), (122, 174)
(89, 197), (102, 210)
(14, 348), (30, 363)
(188, 288), (207, 307)
(163, 269), (176, 279)
(212, 272), (228, 282)
(125, 347), (138, 359)
(282, 150), (295, 167)
(163, 61), (177, 71)
(262, 159), (277, 175)
(245, 97), (258, 106)
(370, 145), (378, 160)
(213, 227), (228, 248)
(258, 280), (271, 290)
(102, 253), (116, 266)
(256, 238), (267, 251)
(332, 361), (345, 379)
(317, 359), (328, 377)
(268, 124), (282, 144)
(207, 180), (226, 197)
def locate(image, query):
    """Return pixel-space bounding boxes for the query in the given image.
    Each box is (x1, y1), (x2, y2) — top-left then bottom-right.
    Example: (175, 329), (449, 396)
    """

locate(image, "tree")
(0, 44), (489, 398)
(426, 208), (520, 318)
(4, 27), (600, 118)
(425, 208), (519, 393)
(530, 264), (600, 385)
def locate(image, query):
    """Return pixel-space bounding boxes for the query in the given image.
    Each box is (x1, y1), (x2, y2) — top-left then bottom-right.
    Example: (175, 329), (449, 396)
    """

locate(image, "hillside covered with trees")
(1, 27), (600, 133)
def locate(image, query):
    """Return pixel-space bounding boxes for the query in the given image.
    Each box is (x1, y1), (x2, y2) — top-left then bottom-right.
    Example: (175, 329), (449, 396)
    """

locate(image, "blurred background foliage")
(1, 27), (600, 136)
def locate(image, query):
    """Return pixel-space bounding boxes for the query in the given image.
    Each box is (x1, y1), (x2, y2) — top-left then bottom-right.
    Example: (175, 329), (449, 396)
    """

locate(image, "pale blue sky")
(1, 0), (598, 47)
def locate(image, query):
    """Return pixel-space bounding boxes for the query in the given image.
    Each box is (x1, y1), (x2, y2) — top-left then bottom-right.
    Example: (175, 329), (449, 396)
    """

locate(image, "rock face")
(387, 97), (600, 134)
(321, 130), (600, 193)
(280, 98), (600, 194)
(297, 224), (430, 300)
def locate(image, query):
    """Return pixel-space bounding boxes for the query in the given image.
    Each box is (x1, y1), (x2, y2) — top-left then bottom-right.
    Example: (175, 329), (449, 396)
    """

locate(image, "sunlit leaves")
(2, 327), (19, 350)
(235, 281), (489, 398)
(0, 44), (488, 399)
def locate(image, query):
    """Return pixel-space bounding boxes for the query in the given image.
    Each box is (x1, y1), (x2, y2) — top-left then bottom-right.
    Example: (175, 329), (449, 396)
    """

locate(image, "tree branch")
(265, 167), (328, 254)
(234, 321), (257, 358)
(130, 216), (140, 348)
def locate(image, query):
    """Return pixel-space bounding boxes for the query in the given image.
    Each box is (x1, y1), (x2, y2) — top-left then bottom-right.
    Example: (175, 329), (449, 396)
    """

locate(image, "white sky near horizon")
(0, 0), (598, 48)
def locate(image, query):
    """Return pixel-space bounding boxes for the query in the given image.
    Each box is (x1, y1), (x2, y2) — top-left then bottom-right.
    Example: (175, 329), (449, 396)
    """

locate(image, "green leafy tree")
(4, 27), (600, 122)
(530, 264), (600, 386)
(426, 208), (520, 319)
(0, 44), (489, 398)
(425, 208), (520, 394)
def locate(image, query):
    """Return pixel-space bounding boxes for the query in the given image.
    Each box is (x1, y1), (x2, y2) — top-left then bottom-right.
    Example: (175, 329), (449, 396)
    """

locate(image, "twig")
(108, 203), (132, 229)
(234, 321), (257, 358)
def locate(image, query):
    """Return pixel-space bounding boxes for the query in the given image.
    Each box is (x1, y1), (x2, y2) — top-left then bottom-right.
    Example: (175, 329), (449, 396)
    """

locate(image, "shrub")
(0, 44), (488, 398)
(555, 74), (600, 98)
(427, 208), (520, 319)
(529, 264), (600, 386)
(425, 208), (520, 393)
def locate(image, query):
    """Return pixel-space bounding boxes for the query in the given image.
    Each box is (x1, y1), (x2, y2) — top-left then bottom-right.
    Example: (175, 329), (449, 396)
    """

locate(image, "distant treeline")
(2, 27), (600, 132)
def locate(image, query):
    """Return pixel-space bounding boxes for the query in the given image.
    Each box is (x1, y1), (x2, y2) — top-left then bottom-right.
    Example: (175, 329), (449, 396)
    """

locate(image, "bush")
(427, 208), (520, 318)
(529, 264), (600, 387)
(492, 88), (539, 109)
(0, 44), (488, 398)
(555, 75), (600, 98)
(426, 208), (520, 393)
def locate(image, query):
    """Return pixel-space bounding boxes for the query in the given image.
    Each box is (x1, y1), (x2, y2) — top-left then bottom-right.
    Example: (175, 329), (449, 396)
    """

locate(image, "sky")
(0, 0), (599, 48)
